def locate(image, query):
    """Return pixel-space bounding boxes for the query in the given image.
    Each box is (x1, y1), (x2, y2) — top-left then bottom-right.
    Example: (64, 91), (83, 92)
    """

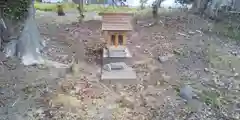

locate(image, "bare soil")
(1, 10), (240, 120)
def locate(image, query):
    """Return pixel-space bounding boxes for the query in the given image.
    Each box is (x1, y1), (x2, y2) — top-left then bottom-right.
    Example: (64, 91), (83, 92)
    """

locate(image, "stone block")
(102, 48), (133, 65)
(101, 62), (137, 84)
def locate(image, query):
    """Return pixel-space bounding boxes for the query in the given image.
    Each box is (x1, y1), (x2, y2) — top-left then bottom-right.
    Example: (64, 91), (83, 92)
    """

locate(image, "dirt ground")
(1, 10), (240, 120)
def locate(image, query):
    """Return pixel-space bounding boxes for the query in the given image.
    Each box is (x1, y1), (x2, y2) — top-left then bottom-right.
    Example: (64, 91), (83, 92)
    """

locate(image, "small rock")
(177, 32), (188, 37)
(103, 64), (111, 71)
(74, 86), (81, 95)
(36, 108), (44, 114)
(173, 49), (182, 55)
(234, 73), (239, 77)
(143, 49), (149, 54)
(158, 56), (168, 63)
(65, 28), (69, 31)
(231, 51), (237, 56)
(196, 30), (202, 34)
(162, 73), (171, 81)
(69, 90), (76, 95)
(179, 85), (194, 101)
(136, 45), (141, 48)
(233, 103), (240, 112)
(158, 54), (174, 63)
(37, 64), (48, 70)
(233, 113), (240, 120)
(188, 31), (195, 35)
(0, 87), (5, 94)
(204, 68), (209, 72)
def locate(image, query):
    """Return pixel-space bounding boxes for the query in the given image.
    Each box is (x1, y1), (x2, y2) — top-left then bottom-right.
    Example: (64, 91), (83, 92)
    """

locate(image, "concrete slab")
(101, 62), (137, 84)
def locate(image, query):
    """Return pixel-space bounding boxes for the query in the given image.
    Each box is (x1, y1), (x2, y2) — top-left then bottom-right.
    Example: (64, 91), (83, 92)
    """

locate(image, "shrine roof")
(99, 12), (133, 31)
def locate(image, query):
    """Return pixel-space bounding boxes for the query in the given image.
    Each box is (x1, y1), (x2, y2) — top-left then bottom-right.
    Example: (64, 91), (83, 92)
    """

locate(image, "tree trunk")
(192, 0), (209, 15)
(112, 0), (117, 7)
(140, 0), (147, 9)
(191, 0), (201, 13)
(152, 0), (164, 24)
(77, 0), (84, 22)
(4, 3), (44, 65)
(17, 3), (44, 65)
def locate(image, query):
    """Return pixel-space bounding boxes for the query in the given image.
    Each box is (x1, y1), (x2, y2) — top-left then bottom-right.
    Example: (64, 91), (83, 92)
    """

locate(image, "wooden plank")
(103, 31), (108, 43)
(108, 32), (111, 46)
(123, 32), (126, 46)
(101, 12), (133, 31)
(115, 33), (118, 47)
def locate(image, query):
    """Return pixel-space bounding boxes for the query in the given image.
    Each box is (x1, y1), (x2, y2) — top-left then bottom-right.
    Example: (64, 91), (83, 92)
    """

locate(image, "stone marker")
(179, 85), (195, 102)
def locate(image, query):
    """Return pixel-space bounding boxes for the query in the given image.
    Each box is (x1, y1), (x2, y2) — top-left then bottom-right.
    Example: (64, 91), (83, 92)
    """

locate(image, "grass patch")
(198, 90), (222, 108)
(34, 2), (137, 13)
(34, 2), (66, 11)
(207, 44), (240, 71)
(212, 22), (240, 40)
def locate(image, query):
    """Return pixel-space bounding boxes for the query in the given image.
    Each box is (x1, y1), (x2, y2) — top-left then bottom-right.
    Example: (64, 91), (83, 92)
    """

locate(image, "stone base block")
(101, 66), (137, 84)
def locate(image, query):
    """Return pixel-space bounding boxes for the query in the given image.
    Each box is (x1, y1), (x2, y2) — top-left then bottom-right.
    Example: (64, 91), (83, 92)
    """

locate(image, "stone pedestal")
(101, 62), (137, 84)
(101, 46), (136, 84)
(102, 46), (132, 65)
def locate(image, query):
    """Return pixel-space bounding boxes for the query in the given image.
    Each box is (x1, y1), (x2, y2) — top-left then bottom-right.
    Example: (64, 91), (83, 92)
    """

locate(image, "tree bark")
(152, 0), (164, 24)
(18, 3), (44, 65)
(77, 0), (84, 22)
(191, 0), (210, 15)
(112, 0), (117, 7)
(4, 3), (44, 65)
(191, 0), (201, 13)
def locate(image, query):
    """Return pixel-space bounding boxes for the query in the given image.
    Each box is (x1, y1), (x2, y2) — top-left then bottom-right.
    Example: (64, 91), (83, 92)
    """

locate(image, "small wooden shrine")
(99, 12), (136, 84)
(100, 12), (133, 47)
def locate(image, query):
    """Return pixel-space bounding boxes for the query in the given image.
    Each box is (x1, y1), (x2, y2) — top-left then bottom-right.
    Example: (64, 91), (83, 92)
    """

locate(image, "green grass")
(207, 43), (240, 71)
(34, 2), (137, 13)
(34, 2), (64, 11)
(212, 22), (240, 40)
(198, 90), (222, 108)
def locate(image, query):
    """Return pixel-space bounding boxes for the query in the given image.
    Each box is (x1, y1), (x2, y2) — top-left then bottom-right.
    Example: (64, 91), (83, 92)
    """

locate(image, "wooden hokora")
(99, 12), (137, 84)
(99, 12), (133, 48)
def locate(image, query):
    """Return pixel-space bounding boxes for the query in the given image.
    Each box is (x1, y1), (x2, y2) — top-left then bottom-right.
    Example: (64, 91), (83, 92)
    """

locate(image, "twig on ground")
(177, 32), (188, 37)
(12, 97), (20, 107)
(142, 22), (155, 27)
